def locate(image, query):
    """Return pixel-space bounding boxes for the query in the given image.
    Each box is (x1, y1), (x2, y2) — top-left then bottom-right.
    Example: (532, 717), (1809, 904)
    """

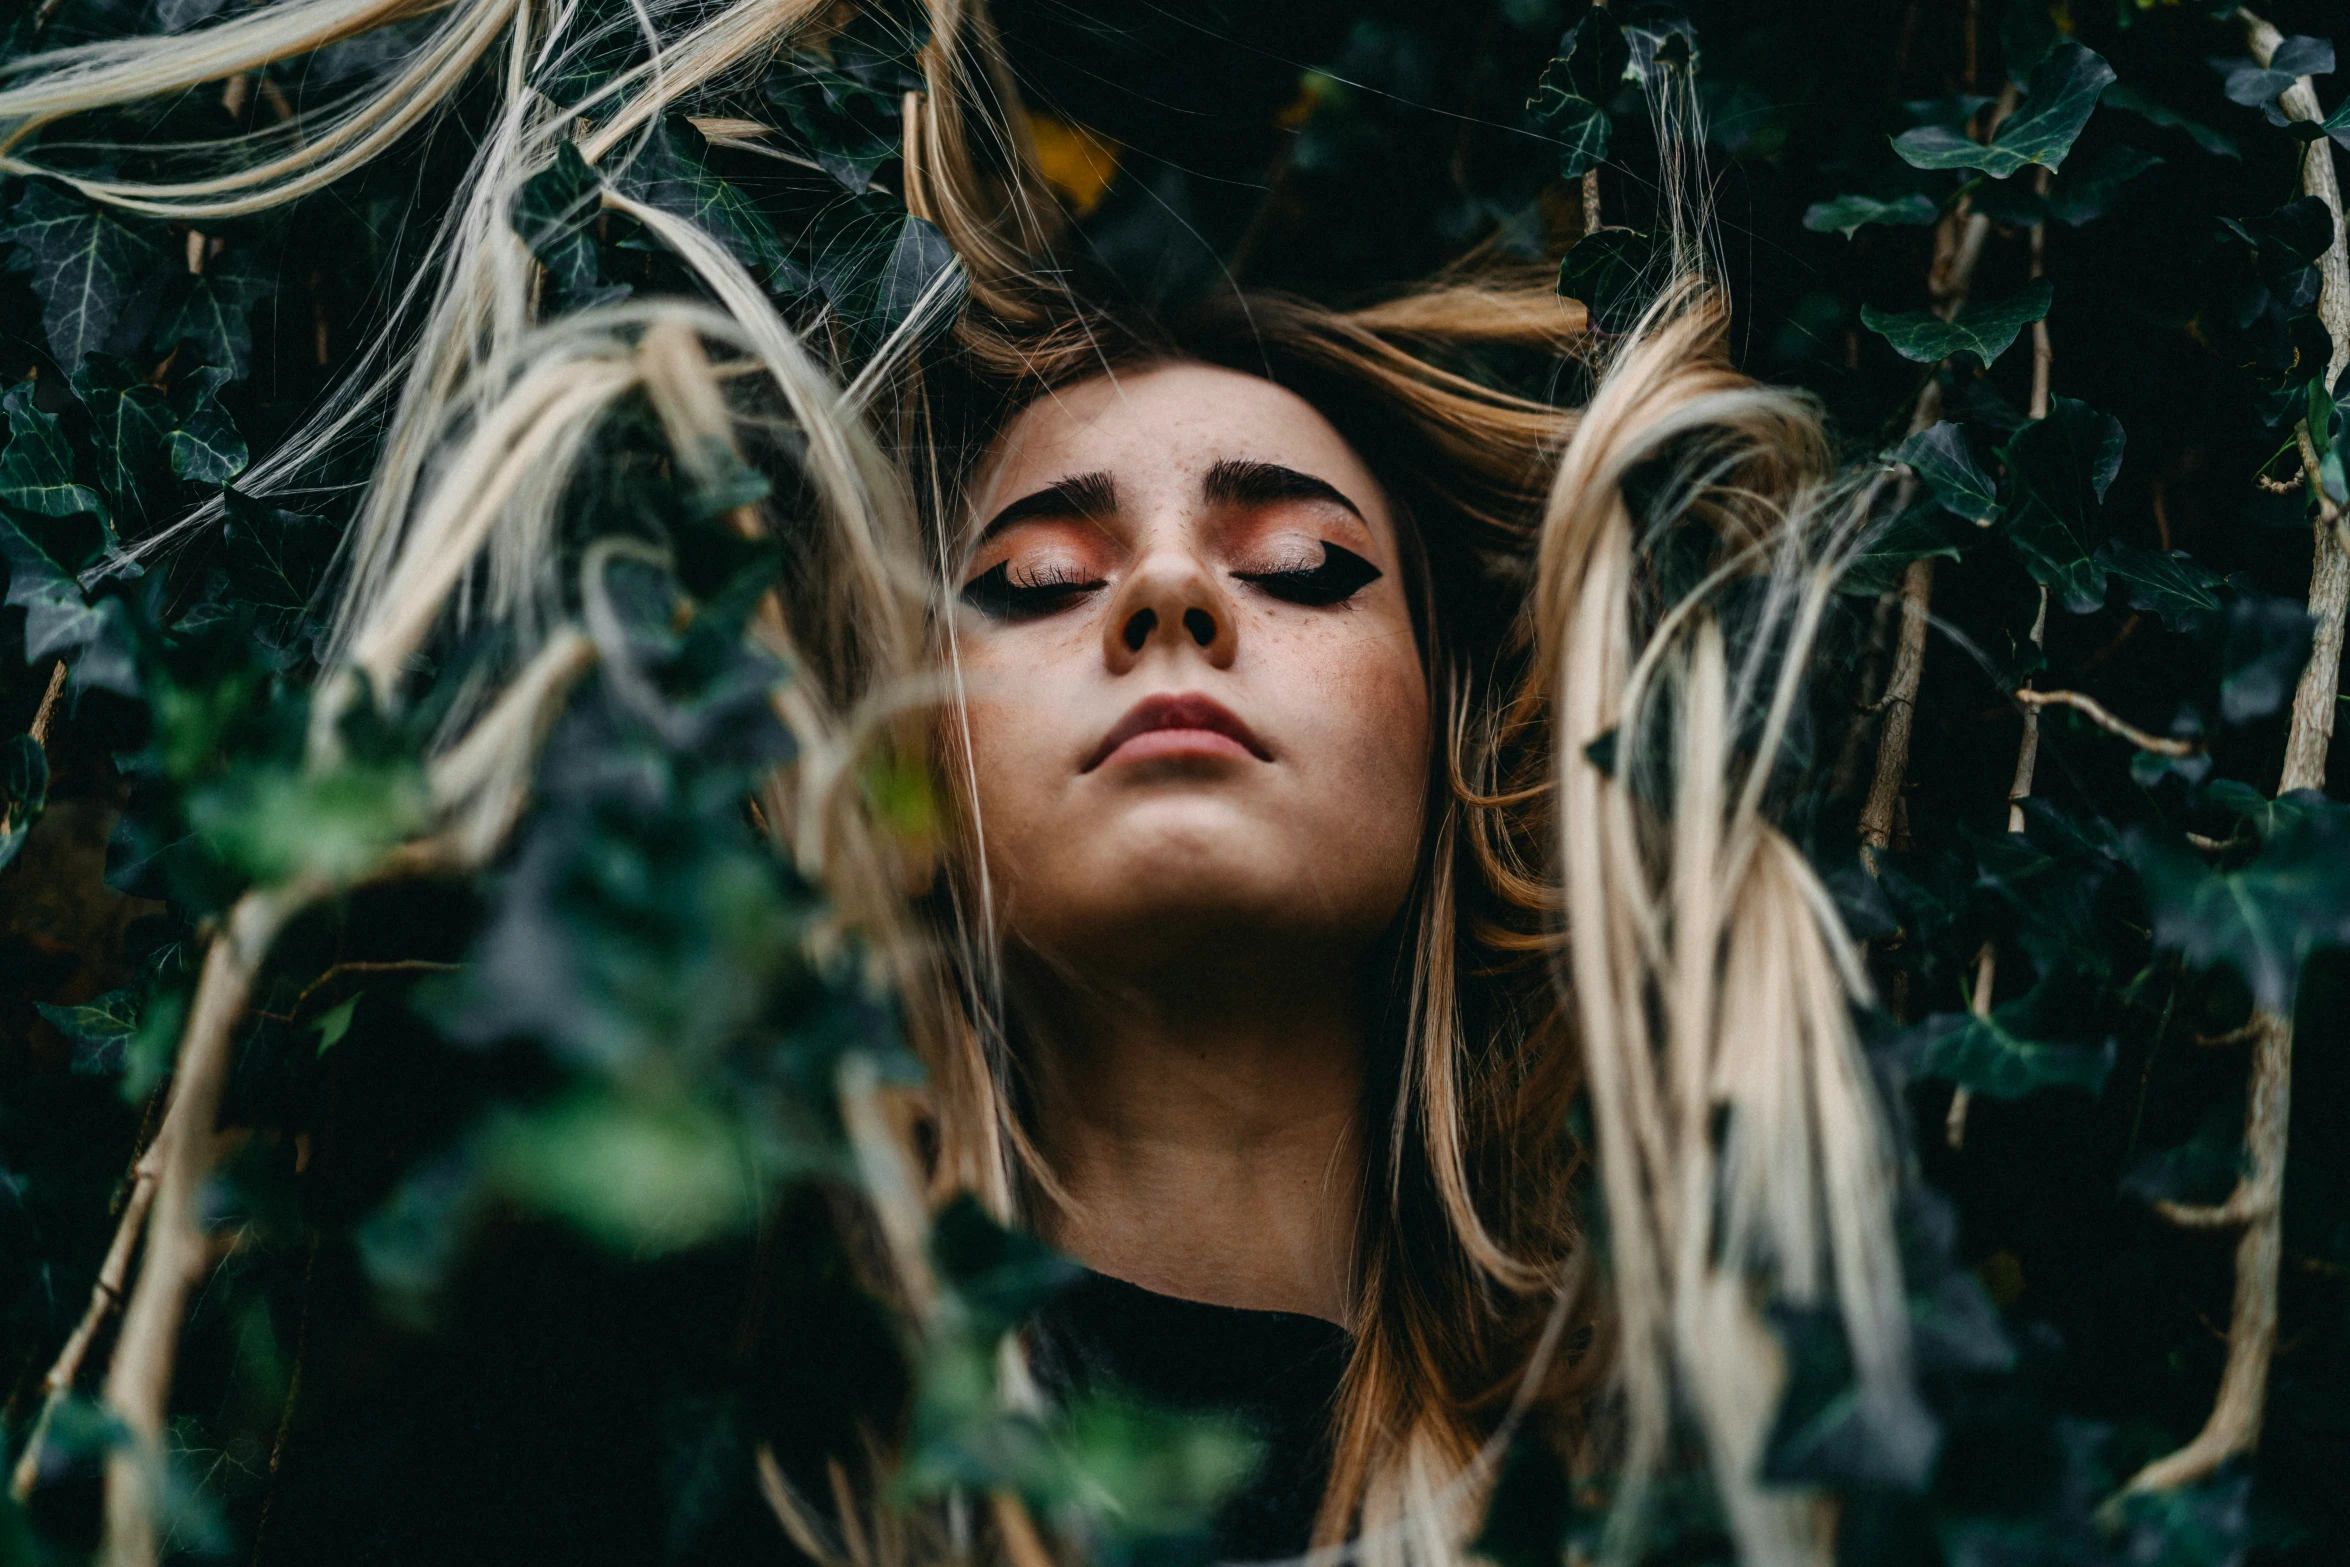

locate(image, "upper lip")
(1084, 693), (1271, 772)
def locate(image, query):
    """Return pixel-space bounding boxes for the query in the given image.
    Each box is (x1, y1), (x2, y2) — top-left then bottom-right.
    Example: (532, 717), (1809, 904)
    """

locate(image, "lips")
(1084, 692), (1271, 772)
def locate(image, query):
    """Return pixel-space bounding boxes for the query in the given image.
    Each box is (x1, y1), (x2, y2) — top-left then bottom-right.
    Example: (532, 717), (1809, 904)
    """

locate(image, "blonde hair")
(4, 2), (1925, 1562)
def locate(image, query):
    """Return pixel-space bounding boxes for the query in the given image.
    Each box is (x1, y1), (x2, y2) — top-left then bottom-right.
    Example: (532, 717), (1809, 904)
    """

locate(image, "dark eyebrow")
(976, 471), (1117, 543)
(1201, 458), (1365, 522)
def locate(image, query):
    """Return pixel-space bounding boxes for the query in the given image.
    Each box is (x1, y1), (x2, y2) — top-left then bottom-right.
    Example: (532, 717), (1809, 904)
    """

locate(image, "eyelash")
(960, 560), (1105, 619)
(1235, 541), (1383, 607)
(959, 541), (1383, 619)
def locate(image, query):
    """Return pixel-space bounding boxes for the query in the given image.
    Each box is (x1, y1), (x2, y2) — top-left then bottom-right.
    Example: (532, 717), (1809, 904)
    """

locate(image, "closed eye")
(960, 560), (1107, 619)
(1233, 541), (1383, 607)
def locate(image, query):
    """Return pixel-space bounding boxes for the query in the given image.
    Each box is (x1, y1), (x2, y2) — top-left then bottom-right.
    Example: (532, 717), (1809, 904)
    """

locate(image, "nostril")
(1123, 607), (1156, 651)
(1183, 607), (1216, 647)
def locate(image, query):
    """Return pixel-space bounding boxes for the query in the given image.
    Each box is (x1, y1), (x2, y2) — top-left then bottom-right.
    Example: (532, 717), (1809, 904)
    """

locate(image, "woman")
(0, 1), (1922, 1562)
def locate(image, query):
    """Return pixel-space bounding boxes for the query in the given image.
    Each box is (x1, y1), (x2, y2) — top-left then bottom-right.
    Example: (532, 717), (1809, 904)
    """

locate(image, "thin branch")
(1946, 940), (1999, 1150)
(28, 658), (67, 749)
(1859, 80), (2024, 863)
(2124, 7), (2346, 1499)
(2014, 689), (2201, 756)
(1952, 169), (2059, 1149)
(8, 1151), (160, 1501)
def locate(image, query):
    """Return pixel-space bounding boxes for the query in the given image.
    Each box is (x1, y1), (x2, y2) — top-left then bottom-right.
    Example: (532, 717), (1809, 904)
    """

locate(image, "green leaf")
(809, 196), (963, 358)
(0, 381), (106, 520)
(0, 732), (49, 872)
(1802, 192), (1940, 239)
(0, 183), (166, 371)
(0, 516), (137, 693)
(1527, 9), (1629, 179)
(309, 995), (360, 1056)
(767, 65), (903, 192)
(221, 488), (336, 615)
(153, 258), (272, 379)
(2103, 82), (2239, 159)
(514, 141), (619, 305)
(1861, 275), (2053, 366)
(1892, 41), (2114, 178)
(613, 117), (796, 287)
(2129, 790), (2350, 1014)
(1909, 990), (2114, 1098)
(2095, 540), (2225, 631)
(165, 368), (248, 484)
(2043, 142), (2161, 225)
(2219, 596), (2313, 724)
(1839, 501), (1962, 597)
(185, 756), (432, 886)
(1892, 420), (2003, 524)
(68, 355), (174, 520)
(38, 987), (140, 1074)
(488, 1091), (761, 1254)
(1557, 226), (1657, 333)
(931, 1194), (1082, 1336)
(1998, 394), (2125, 613)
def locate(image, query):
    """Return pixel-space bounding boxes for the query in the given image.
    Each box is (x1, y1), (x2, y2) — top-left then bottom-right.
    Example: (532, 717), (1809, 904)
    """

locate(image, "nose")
(1103, 550), (1238, 673)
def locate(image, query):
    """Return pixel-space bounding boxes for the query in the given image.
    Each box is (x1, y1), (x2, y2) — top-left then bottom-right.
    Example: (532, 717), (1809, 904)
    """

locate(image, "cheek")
(1275, 615), (1432, 872)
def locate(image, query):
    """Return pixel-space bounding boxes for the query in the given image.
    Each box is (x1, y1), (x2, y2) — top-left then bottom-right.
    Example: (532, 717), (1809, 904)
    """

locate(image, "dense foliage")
(3, 0), (2348, 1563)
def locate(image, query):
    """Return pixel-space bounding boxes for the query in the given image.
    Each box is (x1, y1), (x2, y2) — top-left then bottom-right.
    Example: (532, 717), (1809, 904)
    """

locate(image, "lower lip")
(1099, 727), (1259, 767)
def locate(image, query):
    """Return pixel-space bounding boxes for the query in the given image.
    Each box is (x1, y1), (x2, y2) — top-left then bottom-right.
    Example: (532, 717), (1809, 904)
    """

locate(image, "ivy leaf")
(37, 987), (140, 1074)
(1861, 276), (2053, 367)
(221, 488), (336, 615)
(1527, 8), (1629, 179)
(1839, 501), (1962, 598)
(164, 367), (248, 484)
(2128, 790), (2350, 1015)
(1906, 987), (2114, 1099)
(1998, 395), (2124, 613)
(613, 117), (796, 288)
(809, 196), (962, 359)
(2102, 82), (2239, 159)
(514, 141), (622, 306)
(1802, 193), (1939, 239)
(0, 183), (166, 371)
(2269, 36), (2334, 77)
(153, 256), (273, 380)
(0, 382), (106, 521)
(2095, 540), (2226, 632)
(1893, 41), (2114, 178)
(487, 1089), (762, 1254)
(0, 516), (137, 694)
(69, 355), (174, 521)
(2218, 595), (2313, 724)
(931, 1194), (1083, 1337)
(1557, 226), (1657, 333)
(767, 66), (903, 192)
(1, 732), (48, 872)
(2043, 143), (2161, 225)
(1892, 420), (2002, 524)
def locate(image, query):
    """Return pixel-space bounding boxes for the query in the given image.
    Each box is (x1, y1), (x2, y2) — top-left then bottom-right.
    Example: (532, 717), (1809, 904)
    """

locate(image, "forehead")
(974, 362), (1389, 527)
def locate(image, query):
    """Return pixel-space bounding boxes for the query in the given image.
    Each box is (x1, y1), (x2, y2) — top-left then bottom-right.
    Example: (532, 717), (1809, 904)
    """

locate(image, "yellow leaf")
(1027, 113), (1119, 217)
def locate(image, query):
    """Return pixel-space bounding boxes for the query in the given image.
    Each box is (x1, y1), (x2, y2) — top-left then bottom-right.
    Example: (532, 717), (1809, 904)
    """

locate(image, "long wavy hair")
(0, 1), (1926, 1562)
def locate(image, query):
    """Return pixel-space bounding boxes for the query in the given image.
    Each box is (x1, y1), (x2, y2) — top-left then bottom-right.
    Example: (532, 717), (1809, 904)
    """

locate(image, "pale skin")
(953, 363), (1432, 1327)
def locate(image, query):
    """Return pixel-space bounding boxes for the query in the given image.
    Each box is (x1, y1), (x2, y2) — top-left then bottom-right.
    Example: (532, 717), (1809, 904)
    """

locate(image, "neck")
(1015, 945), (1366, 1326)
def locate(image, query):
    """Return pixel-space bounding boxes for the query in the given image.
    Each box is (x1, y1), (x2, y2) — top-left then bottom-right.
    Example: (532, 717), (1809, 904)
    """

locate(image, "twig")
(2123, 7), (2348, 1500)
(1859, 80), (2023, 862)
(7, 1151), (161, 1501)
(99, 886), (311, 1566)
(1954, 167), (2060, 1147)
(2014, 689), (2201, 756)
(990, 1493), (1057, 1567)
(28, 658), (67, 748)
(1946, 941), (1999, 1150)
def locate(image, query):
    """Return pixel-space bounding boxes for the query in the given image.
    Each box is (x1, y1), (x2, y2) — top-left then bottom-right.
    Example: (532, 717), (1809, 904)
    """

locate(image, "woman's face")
(953, 363), (1431, 982)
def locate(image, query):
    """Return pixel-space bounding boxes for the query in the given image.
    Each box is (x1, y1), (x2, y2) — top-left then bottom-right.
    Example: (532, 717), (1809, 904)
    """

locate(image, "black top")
(1028, 1270), (1353, 1562)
